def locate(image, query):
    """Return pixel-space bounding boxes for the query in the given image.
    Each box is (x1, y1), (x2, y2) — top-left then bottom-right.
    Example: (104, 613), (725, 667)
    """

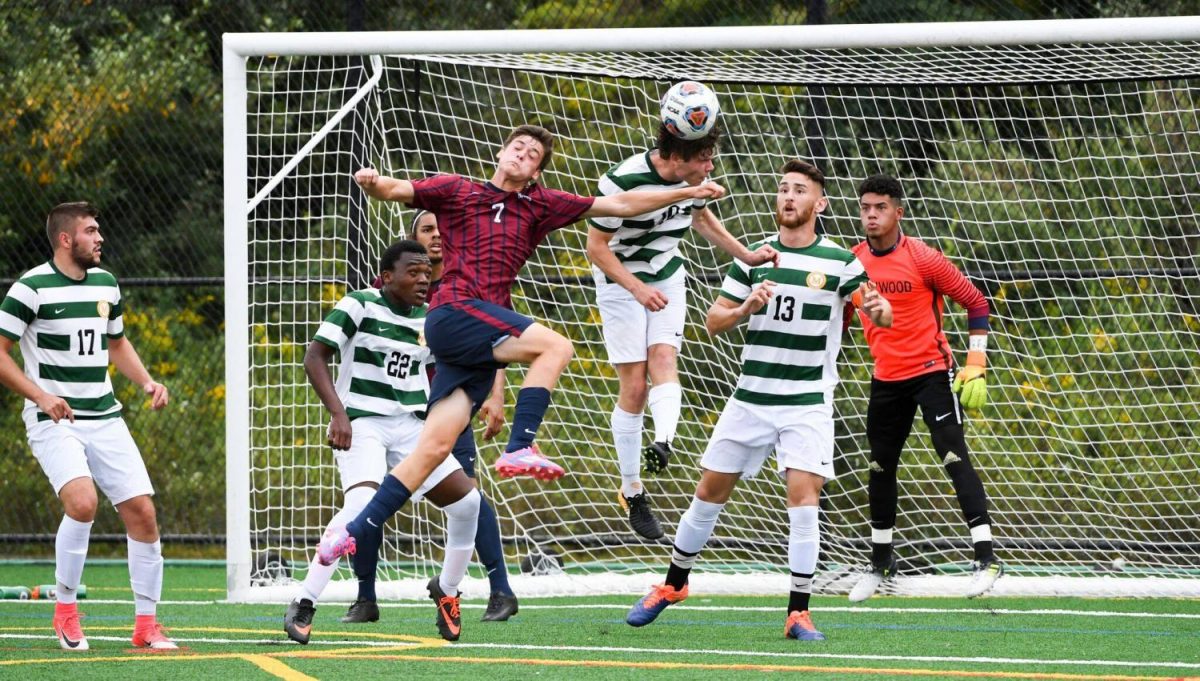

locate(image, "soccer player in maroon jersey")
(846, 174), (1003, 601)
(317, 125), (724, 628)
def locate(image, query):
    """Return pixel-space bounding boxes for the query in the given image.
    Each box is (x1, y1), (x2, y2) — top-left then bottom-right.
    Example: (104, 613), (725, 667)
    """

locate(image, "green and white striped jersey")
(719, 236), (868, 407)
(313, 289), (431, 420)
(589, 150), (694, 284)
(0, 262), (125, 426)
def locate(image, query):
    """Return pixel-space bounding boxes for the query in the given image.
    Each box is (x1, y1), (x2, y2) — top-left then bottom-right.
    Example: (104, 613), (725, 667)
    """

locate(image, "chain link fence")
(0, 0), (1193, 554)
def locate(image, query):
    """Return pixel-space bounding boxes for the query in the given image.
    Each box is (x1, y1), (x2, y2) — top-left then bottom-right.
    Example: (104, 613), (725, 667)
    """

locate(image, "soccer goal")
(223, 18), (1200, 602)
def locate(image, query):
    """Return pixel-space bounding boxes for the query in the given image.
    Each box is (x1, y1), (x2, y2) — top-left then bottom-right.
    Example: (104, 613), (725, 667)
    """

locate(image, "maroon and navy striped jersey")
(409, 175), (594, 310)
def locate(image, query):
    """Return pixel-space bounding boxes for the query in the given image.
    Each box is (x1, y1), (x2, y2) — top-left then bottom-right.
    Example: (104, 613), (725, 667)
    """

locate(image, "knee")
(549, 333), (574, 364)
(60, 481), (98, 522)
(447, 487), (481, 520)
(619, 380), (648, 408)
(119, 496), (159, 539)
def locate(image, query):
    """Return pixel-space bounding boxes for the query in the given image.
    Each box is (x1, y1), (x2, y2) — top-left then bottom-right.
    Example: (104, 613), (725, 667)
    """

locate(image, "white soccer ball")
(660, 80), (720, 140)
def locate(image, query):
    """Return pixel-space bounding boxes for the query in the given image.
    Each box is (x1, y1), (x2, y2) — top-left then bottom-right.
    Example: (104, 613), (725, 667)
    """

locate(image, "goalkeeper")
(847, 174), (1002, 600)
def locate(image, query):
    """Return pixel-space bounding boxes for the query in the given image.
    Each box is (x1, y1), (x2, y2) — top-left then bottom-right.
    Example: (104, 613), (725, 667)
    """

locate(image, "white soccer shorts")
(595, 268), (687, 365)
(700, 398), (837, 480)
(28, 417), (155, 506)
(334, 413), (462, 500)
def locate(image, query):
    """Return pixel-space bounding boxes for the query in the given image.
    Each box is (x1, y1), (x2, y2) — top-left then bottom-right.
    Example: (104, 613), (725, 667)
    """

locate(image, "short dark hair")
(656, 122), (722, 162)
(858, 174), (904, 203)
(46, 201), (98, 247)
(380, 239), (427, 273)
(780, 159), (825, 190)
(503, 124), (555, 171)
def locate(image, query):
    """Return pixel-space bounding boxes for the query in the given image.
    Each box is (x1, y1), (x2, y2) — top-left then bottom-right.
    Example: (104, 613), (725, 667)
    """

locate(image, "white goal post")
(223, 17), (1200, 602)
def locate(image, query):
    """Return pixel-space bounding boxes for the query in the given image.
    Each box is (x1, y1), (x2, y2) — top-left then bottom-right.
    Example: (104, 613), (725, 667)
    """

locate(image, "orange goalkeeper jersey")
(851, 234), (990, 381)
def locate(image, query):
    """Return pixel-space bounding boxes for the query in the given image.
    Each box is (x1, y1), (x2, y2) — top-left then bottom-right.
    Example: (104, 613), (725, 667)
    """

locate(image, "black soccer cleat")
(643, 441), (672, 474)
(624, 491), (665, 540)
(340, 598), (380, 623)
(427, 576), (462, 641)
(481, 591), (519, 622)
(284, 598), (316, 644)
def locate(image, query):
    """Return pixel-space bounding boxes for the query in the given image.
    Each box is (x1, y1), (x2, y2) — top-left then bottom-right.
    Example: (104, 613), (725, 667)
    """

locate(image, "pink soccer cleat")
(52, 603), (88, 651)
(132, 616), (179, 650)
(316, 525), (356, 566)
(494, 445), (565, 481)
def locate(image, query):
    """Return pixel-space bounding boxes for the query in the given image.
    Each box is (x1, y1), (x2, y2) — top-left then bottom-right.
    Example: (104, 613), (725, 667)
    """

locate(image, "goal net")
(223, 20), (1200, 601)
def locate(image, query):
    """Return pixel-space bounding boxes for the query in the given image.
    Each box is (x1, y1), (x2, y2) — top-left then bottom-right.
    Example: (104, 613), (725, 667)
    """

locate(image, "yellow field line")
(306, 651), (1197, 681)
(241, 654), (317, 681)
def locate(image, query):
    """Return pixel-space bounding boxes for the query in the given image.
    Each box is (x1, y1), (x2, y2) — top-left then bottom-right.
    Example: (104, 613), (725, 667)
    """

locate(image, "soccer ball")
(660, 80), (720, 140)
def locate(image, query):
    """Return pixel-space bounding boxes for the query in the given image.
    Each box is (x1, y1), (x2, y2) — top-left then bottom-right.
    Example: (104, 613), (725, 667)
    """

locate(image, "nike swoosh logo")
(54, 308), (66, 314)
(935, 413), (952, 421)
(524, 428), (536, 435)
(293, 623), (311, 636)
(366, 517), (378, 528)
(440, 603), (461, 636)
(820, 461), (831, 466)
(59, 631), (81, 648)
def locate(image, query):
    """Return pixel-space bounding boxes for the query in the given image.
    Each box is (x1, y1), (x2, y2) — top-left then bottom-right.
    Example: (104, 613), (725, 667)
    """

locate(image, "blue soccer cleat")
(785, 610), (826, 641)
(626, 583), (688, 627)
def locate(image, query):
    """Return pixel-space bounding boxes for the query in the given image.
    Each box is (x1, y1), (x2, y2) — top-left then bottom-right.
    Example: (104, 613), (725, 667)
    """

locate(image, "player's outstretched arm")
(0, 336), (73, 422)
(583, 181), (725, 220)
(692, 207), (780, 267)
(705, 281), (775, 336)
(303, 340), (351, 450)
(108, 336), (168, 410)
(354, 167), (416, 203)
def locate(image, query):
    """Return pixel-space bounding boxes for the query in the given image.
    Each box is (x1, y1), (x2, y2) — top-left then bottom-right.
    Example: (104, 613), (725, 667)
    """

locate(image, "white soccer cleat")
(848, 555), (897, 603)
(966, 559), (1004, 598)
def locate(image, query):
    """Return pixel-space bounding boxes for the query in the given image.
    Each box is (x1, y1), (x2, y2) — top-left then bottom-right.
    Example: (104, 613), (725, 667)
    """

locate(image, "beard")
(71, 242), (100, 268)
(777, 205), (812, 229)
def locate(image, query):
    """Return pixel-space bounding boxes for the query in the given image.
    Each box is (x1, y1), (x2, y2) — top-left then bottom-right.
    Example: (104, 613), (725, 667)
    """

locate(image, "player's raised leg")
(492, 323), (573, 480)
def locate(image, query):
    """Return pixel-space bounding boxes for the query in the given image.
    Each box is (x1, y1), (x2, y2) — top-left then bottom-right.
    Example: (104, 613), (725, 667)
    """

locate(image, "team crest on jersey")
(96, 300), (111, 319)
(805, 271), (827, 290)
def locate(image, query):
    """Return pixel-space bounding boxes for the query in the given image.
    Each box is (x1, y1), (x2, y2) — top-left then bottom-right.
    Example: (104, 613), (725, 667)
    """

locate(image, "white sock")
(438, 488), (480, 597)
(127, 537), (163, 616)
(673, 496), (724, 554)
(788, 506), (820, 576)
(298, 486), (375, 604)
(55, 516), (92, 606)
(970, 524), (993, 543)
(612, 406), (644, 497)
(648, 383), (682, 445)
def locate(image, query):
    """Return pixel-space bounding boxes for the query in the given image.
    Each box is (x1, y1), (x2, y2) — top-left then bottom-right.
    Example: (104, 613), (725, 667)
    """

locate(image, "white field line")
(2, 599), (1199, 619)
(0, 631), (1192, 672)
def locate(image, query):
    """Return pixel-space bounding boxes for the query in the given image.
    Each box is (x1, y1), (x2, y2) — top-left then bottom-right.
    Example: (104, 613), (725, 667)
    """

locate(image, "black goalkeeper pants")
(866, 370), (991, 532)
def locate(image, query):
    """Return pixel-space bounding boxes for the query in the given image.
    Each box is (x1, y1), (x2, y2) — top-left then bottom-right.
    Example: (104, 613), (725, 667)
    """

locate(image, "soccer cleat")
(481, 592), (519, 622)
(619, 491), (665, 540)
(340, 598), (379, 623)
(643, 441), (672, 474)
(966, 558), (1004, 598)
(494, 445), (565, 481)
(284, 598), (316, 644)
(785, 610), (826, 641)
(132, 620), (179, 650)
(427, 576), (462, 641)
(316, 525), (356, 566)
(626, 583), (688, 627)
(848, 554), (898, 603)
(52, 606), (88, 651)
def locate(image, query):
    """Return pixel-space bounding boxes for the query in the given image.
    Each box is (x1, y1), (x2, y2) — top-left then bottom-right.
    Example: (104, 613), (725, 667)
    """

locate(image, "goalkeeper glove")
(952, 335), (988, 410)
